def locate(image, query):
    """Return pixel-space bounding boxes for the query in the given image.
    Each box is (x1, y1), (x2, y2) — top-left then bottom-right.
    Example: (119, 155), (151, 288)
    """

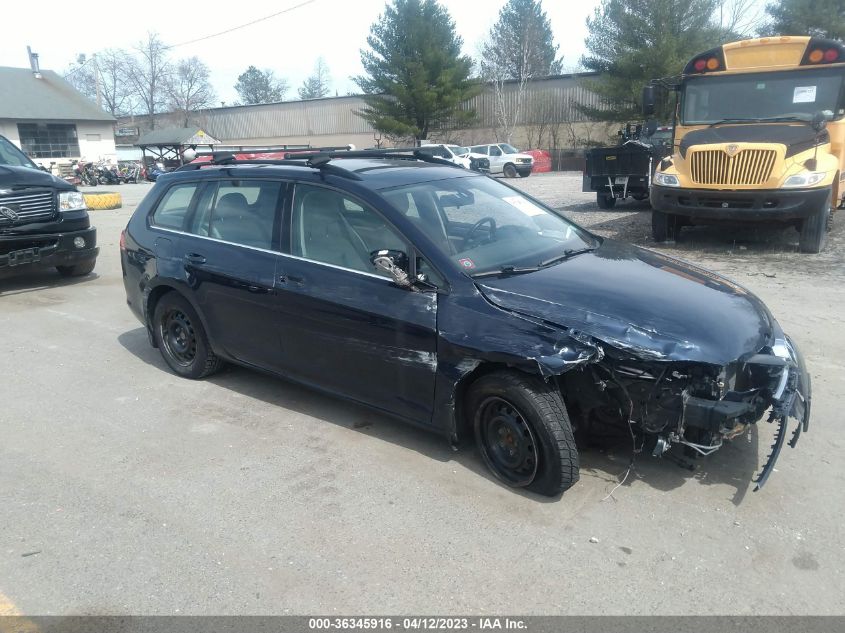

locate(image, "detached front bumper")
(651, 184), (830, 221)
(0, 227), (99, 278)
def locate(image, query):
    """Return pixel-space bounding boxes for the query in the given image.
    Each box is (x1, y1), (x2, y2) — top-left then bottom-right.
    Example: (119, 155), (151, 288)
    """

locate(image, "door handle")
(184, 253), (207, 265)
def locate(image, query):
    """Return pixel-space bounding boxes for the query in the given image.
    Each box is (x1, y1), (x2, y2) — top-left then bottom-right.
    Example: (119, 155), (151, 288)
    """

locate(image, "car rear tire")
(596, 192), (616, 209)
(467, 371), (579, 496)
(652, 209), (680, 242)
(153, 293), (223, 379)
(798, 192), (831, 253)
(518, 171), (530, 178)
(56, 259), (96, 277)
(503, 163), (518, 178)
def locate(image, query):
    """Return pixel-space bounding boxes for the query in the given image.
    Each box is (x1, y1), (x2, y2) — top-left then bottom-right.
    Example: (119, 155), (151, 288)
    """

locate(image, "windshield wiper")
(708, 115), (811, 127)
(471, 265), (540, 279)
(539, 247), (596, 268)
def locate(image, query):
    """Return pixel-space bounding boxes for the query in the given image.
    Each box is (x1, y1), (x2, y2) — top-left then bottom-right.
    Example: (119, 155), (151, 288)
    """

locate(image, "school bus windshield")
(681, 67), (845, 125)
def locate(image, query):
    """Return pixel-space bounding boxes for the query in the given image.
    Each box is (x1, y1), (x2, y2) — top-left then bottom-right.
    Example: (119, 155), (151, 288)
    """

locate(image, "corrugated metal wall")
(141, 74), (605, 143)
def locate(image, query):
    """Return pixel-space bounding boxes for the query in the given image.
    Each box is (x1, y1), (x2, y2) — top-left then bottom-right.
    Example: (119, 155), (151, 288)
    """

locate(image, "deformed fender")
(431, 291), (602, 441)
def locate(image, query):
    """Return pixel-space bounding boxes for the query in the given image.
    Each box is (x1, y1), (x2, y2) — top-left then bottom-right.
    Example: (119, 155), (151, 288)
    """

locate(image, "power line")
(166, 0), (318, 50)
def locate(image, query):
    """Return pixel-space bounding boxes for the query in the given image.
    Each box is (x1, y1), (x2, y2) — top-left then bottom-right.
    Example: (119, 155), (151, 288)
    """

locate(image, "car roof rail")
(174, 151), (364, 180)
(282, 147), (465, 169)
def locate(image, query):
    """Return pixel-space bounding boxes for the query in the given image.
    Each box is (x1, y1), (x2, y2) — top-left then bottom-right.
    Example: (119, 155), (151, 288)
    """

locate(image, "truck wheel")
(518, 171), (530, 178)
(596, 192), (616, 209)
(153, 293), (223, 379)
(503, 163), (518, 178)
(56, 259), (96, 277)
(798, 193), (831, 253)
(652, 210), (680, 242)
(467, 370), (579, 496)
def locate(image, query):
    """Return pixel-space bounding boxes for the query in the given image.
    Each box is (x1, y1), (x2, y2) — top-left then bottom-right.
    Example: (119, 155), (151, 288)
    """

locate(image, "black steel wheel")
(153, 293), (223, 379)
(503, 163), (518, 178)
(467, 370), (579, 496)
(476, 396), (539, 486)
(652, 209), (681, 242)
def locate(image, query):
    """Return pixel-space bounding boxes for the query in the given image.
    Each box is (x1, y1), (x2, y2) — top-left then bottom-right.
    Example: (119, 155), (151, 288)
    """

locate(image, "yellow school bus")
(648, 36), (844, 252)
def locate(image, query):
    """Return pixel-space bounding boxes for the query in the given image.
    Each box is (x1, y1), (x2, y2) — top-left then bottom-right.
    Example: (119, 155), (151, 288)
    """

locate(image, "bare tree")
(716, 0), (765, 37)
(167, 57), (216, 127)
(125, 33), (171, 129)
(96, 49), (135, 117)
(298, 57), (331, 100)
(480, 42), (533, 143)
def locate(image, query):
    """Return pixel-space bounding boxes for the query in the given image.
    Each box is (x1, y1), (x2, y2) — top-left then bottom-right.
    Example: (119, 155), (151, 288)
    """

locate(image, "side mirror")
(642, 85), (656, 118)
(812, 110), (832, 132)
(644, 119), (658, 137)
(370, 249), (413, 289)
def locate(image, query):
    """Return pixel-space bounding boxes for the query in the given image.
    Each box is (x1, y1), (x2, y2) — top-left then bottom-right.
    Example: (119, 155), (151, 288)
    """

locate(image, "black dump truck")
(0, 135), (98, 279)
(583, 124), (673, 209)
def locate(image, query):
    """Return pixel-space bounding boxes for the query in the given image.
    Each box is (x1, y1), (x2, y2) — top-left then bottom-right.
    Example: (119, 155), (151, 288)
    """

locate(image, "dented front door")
(273, 256), (439, 425)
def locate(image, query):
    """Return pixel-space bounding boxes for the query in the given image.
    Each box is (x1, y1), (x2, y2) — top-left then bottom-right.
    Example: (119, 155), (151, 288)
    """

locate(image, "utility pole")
(93, 53), (102, 110)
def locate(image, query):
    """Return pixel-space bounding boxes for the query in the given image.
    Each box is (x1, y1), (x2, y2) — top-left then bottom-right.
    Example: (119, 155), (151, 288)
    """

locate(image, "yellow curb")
(83, 191), (122, 210)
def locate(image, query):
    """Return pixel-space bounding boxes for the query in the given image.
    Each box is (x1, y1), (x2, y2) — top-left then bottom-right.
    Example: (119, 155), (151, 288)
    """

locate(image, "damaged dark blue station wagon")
(121, 150), (810, 496)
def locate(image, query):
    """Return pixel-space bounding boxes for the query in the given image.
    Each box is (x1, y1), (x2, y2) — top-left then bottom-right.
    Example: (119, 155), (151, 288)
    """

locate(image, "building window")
(17, 123), (81, 158)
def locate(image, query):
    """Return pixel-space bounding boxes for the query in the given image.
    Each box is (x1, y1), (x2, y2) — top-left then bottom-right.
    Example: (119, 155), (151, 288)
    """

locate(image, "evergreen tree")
(354, 0), (479, 140)
(763, 0), (845, 40)
(581, 0), (724, 122)
(481, 0), (562, 80)
(234, 66), (288, 105)
(298, 58), (331, 100)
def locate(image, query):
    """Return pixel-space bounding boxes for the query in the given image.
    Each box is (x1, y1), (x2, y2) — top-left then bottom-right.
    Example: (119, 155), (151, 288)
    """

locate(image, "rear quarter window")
(151, 183), (200, 230)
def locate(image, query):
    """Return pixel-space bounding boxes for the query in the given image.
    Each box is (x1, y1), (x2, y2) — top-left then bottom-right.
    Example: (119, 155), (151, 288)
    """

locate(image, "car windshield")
(500, 144), (520, 154)
(381, 176), (594, 276)
(0, 136), (37, 168)
(682, 67), (845, 124)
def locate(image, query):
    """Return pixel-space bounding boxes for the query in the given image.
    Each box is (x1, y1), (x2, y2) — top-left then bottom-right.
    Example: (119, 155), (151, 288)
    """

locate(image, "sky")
(0, 0), (600, 108)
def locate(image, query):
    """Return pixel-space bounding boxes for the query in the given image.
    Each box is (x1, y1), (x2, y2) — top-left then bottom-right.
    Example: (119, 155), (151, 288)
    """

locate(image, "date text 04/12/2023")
(307, 617), (528, 630)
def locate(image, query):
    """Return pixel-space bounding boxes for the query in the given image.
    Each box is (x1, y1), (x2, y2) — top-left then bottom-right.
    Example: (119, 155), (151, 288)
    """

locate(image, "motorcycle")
(73, 160), (98, 186)
(95, 161), (121, 185)
(117, 162), (141, 184)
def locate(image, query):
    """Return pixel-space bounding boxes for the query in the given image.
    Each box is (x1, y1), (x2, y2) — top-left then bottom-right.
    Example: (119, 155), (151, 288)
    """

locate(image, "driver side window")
(489, 146), (502, 157)
(290, 184), (406, 275)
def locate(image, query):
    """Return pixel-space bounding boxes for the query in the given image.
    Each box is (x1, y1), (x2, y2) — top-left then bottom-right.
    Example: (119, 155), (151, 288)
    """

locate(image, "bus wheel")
(596, 192), (616, 209)
(798, 193), (831, 253)
(652, 210), (680, 242)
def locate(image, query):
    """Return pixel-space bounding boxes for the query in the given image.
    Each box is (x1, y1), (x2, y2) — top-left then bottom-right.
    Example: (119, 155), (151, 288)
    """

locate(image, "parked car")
(468, 143), (534, 177)
(120, 151), (810, 496)
(415, 144), (473, 169)
(0, 135), (99, 279)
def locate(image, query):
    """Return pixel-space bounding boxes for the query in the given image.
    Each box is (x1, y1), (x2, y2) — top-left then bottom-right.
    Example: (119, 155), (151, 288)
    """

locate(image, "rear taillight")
(119, 229), (126, 251)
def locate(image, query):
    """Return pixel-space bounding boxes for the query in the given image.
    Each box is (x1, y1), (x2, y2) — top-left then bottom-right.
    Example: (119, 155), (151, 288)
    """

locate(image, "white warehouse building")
(0, 66), (116, 170)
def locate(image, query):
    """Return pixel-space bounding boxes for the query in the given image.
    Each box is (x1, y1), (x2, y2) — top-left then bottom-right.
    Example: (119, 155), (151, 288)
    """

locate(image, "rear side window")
(189, 180), (283, 250)
(151, 183), (200, 230)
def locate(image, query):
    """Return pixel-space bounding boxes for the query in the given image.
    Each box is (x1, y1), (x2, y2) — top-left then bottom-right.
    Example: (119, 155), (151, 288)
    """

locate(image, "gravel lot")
(1, 173), (843, 616)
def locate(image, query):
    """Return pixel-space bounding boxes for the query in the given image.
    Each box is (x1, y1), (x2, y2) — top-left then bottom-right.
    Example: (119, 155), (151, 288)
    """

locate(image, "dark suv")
(120, 150), (810, 496)
(0, 135), (98, 279)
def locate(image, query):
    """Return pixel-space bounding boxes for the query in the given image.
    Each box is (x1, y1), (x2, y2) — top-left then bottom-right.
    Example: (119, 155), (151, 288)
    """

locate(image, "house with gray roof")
(0, 66), (116, 169)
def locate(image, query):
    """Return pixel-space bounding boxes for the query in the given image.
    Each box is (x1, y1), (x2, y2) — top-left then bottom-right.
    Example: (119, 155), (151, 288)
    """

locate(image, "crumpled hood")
(0, 165), (73, 190)
(476, 240), (773, 366)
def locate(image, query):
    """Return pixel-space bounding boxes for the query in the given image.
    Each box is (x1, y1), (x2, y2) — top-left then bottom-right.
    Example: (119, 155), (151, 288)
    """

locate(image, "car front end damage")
(558, 326), (810, 489)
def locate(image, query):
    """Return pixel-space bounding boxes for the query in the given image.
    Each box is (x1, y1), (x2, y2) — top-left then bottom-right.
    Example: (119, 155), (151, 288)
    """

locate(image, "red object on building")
(525, 149), (552, 173)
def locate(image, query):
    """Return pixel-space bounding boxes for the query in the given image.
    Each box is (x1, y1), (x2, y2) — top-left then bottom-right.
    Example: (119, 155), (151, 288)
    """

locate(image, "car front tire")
(153, 293), (223, 379)
(652, 209), (681, 242)
(56, 259), (96, 277)
(503, 163), (518, 178)
(468, 371), (579, 496)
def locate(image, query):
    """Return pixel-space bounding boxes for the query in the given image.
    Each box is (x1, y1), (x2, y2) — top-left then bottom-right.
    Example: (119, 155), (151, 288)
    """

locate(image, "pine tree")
(354, 0), (479, 141)
(298, 58), (331, 100)
(234, 66), (288, 105)
(481, 0), (562, 80)
(581, 0), (724, 122)
(763, 0), (845, 40)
